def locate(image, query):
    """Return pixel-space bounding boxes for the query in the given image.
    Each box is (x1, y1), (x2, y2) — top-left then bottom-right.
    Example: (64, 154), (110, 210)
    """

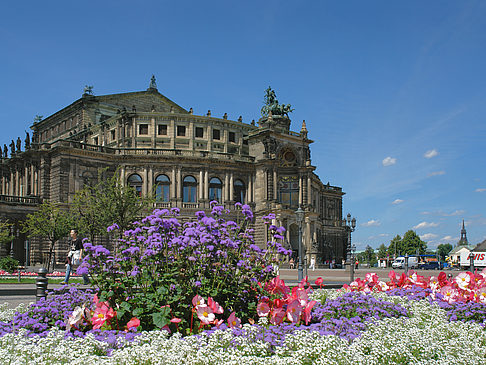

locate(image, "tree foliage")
(387, 231), (427, 257)
(437, 243), (453, 261)
(22, 201), (72, 271)
(359, 245), (377, 266)
(377, 243), (388, 259)
(387, 235), (402, 257)
(71, 168), (154, 242)
(0, 221), (12, 246)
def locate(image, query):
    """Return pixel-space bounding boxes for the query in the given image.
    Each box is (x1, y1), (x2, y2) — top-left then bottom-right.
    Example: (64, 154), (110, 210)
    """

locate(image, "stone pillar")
(298, 174), (303, 206)
(307, 175), (312, 206)
(151, 117), (156, 148)
(171, 167), (176, 199)
(207, 125), (213, 152)
(30, 164), (35, 196)
(229, 173), (234, 201)
(189, 121), (194, 150)
(15, 169), (19, 196)
(273, 169), (278, 202)
(204, 170), (209, 200)
(177, 168), (182, 200)
(224, 173), (229, 202)
(199, 170), (204, 199)
(170, 120), (175, 149)
(147, 167), (153, 196)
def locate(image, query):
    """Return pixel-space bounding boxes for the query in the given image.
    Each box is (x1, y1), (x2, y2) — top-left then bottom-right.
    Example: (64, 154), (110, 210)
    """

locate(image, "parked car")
(418, 261), (441, 270)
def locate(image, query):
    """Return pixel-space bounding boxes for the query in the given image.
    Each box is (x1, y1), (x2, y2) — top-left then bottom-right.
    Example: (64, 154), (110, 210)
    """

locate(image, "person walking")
(62, 229), (89, 285)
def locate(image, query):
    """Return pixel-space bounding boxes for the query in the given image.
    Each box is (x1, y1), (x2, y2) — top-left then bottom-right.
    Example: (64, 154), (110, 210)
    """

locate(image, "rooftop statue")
(149, 75), (157, 89)
(260, 87), (294, 118)
(83, 85), (94, 95)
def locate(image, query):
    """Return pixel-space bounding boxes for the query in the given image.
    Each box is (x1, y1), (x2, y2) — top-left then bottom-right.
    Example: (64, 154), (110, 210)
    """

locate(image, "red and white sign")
(460, 252), (486, 267)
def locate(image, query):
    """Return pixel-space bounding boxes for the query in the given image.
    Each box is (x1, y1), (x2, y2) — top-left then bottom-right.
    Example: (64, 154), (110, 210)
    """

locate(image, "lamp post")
(344, 213), (356, 282)
(469, 252), (475, 272)
(350, 243), (356, 282)
(295, 206), (305, 282)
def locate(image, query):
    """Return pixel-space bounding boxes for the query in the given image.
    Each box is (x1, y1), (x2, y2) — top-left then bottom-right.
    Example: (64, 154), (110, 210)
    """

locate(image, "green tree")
(388, 235), (402, 258)
(401, 230), (427, 255)
(0, 221), (12, 246)
(362, 245), (376, 266)
(437, 243), (453, 261)
(377, 243), (388, 259)
(22, 201), (72, 272)
(71, 168), (154, 243)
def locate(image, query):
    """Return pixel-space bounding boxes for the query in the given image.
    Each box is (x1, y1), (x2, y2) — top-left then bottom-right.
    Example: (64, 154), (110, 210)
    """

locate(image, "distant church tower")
(457, 219), (468, 246)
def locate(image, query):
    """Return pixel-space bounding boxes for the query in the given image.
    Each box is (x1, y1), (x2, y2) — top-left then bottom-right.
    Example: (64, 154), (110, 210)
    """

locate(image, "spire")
(148, 75), (157, 90)
(300, 120), (308, 139)
(458, 219), (468, 246)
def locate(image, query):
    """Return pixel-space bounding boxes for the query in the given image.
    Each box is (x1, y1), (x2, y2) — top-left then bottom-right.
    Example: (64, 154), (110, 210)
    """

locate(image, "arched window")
(127, 173), (143, 197)
(234, 179), (245, 203)
(155, 174), (170, 202)
(209, 177), (222, 202)
(278, 176), (299, 208)
(183, 175), (197, 203)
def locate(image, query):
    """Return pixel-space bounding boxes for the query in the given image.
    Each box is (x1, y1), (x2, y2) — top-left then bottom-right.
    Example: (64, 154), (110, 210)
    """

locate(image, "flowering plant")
(79, 204), (290, 333)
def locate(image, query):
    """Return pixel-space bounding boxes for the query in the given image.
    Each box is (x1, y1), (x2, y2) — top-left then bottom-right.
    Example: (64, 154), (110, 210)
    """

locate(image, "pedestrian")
(309, 257), (316, 271)
(355, 260), (359, 270)
(289, 258), (295, 269)
(62, 229), (90, 285)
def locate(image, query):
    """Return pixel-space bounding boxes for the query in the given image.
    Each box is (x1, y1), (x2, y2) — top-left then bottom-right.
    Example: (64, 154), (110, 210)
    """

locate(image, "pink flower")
(315, 277), (324, 288)
(286, 299), (303, 324)
(257, 301), (270, 317)
(227, 312), (241, 328)
(66, 306), (85, 331)
(91, 301), (116, 329)
(269, 307), (286, 325)
(192, 295), (205, 307)
(127, 317), (140, 330)
(365, 273), (379, 283)
(207, 297), (224, 314)
(170, 317), (182, 324)
(302, 300), (316, 325)
(196, 304), (215, 324)
(455, 272), (471, 290)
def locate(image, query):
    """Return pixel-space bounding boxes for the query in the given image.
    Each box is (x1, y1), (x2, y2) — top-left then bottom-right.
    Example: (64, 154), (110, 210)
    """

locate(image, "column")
(229, 173), (234, 201)
(147, 167), (153, 196)
(189, 121), (194, 150)
(15, 170), (19, 196)
(248, 174), (253, 202)
(30, 164), (35, 195)
(204, 170), (209, 199)
(177, 168), (182, 200)
(171, 167), (176, 199)
(199, 170), (204, 199)
(307, 175), (312, 206)
(273, 169), (278, 202)
(224, 173), (229, 201)
(151, 117), (156, 148)
(24, 165), (29, 196)
(298, 174), (303, 206)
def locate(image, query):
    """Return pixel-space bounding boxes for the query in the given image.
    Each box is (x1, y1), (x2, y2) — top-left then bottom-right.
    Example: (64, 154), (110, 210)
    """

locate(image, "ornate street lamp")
(344, 213), (356, 282)
(295, 206), (305, 282)
(469, 252), (475, 272)
(350, 243), (356, 282)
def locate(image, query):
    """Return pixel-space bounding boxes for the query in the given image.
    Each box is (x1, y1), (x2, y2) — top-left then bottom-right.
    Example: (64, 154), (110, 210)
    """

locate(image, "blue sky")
(1, 1), (485, 251)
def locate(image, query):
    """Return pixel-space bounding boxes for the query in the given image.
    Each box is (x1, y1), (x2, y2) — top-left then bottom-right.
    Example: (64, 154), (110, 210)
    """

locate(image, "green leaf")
(133, 308), (144, 317)
(151, 312), (169, 329)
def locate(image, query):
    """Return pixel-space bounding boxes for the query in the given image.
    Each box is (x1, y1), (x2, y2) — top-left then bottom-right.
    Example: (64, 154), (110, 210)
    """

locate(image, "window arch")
(183, 175), (197, 203)
(155, 174), (170, 202)
(127, 173), (143, 197)
(278, 176), (299, 208)
(234, 179), (246, 204)
(209, 177), (222, 202)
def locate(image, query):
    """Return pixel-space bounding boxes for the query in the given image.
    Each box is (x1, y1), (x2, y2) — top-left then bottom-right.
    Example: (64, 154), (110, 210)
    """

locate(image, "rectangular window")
(139, 124), (148, 135)
(195, 127), (204, 138)
(229, 131), (236, 143)
(177, 125), (186, 137)
(158, 124), (167, 135)
(213, 129), (220, 140)
(93, 137), (98, 145)
(111, 130), (116, 141)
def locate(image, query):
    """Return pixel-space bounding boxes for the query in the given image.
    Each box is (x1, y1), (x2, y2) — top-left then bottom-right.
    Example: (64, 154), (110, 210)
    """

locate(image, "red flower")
(127, 317), (140, 330)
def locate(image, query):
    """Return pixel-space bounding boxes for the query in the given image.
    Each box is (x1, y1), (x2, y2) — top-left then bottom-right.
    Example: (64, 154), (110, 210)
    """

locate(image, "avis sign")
(460, 252), (486, 267)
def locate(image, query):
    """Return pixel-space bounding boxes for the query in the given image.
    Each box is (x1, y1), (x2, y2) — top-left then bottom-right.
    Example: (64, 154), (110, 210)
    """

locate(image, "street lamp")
(350, 243), (356, 282)
(344, 213), (356, 283)
(295, 206), (305, 282)
(469, 252), (475, 272)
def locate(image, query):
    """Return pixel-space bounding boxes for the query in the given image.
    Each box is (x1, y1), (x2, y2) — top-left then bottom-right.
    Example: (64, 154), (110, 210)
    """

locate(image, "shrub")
(0, 257), (19, 273)
(80, 204), (290, 333)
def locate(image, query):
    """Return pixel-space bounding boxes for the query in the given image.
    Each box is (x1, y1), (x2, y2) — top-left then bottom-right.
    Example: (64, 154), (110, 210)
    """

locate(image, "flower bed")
(1, 207), (485, 363)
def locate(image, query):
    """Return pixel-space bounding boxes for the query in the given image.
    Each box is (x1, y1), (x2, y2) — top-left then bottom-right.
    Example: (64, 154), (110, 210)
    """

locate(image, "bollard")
(36, 267), (48, 302)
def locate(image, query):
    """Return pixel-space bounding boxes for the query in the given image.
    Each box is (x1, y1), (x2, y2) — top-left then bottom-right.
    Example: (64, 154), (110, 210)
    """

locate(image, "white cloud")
(392, 199), (404, 205)
(441, 235), (454, 241)
(475, 188), (486, 193)
(420, 233), (438, 241)
(421, 209), (465, 217)
(382, 157), (396, 166)
(424, 149), (438, 159)
(413, 221), (439, 229)
(428, 170), (445, 177)
(361, 219), (381, 227)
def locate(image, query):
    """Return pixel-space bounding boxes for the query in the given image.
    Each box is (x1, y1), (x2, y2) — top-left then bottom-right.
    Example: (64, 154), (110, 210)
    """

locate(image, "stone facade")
(0, 81), (349, 268)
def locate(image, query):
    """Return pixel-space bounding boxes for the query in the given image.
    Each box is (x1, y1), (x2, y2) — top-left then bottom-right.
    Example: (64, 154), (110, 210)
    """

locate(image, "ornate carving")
(9, 140), (15, 155)
(25, 131), (30, 150)
(2, 144), (7, 158)
(83, 85), (94, 95)
(263, 136), (277, 157)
